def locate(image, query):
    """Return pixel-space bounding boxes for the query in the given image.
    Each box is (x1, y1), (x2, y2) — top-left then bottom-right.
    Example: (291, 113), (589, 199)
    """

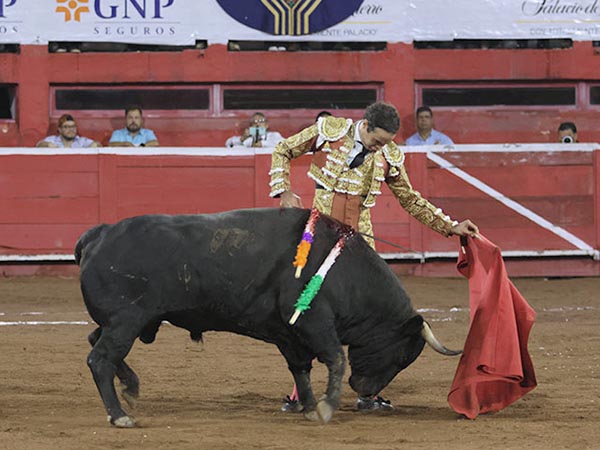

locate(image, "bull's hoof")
(316, 399), (334, 424)
(303, 409), (320, 422)
(112, 415), (136, 428)
(120, 387), (138, 409)
(121, 383), (140, 409)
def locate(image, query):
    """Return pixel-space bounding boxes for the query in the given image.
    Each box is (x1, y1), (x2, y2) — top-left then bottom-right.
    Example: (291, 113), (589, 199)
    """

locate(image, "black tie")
(349, 143), (369, 169)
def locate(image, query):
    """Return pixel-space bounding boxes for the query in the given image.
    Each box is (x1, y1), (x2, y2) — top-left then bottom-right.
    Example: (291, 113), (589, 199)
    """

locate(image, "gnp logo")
(56, 0), (89, 22)
(56, 0), (175, 23)
(217, 0), (364, 35)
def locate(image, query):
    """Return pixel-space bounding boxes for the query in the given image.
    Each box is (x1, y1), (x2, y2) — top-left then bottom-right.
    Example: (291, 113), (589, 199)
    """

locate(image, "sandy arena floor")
(0, 275), (599, 450)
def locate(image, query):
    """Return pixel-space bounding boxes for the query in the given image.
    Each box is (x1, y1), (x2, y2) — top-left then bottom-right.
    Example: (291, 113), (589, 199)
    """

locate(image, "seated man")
(406, 106), (454, 146)
(109, 106), (159, 147)
(36, 114), (100, 148)
(226, 112), (284, 148)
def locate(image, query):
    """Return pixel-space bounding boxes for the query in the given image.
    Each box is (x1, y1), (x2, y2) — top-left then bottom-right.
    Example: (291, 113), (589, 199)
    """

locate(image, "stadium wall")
(3, 42), (600, 146)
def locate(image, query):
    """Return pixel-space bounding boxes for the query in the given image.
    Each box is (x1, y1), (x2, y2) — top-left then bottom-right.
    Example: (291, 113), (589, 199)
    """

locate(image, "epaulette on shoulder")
(382, 141), (406, 167)
(317, 116), (353, 142)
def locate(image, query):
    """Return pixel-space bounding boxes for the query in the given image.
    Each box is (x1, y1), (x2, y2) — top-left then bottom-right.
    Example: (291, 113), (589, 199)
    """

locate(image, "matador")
(269, 102), (479, 413)
(269, 102), (478, 249)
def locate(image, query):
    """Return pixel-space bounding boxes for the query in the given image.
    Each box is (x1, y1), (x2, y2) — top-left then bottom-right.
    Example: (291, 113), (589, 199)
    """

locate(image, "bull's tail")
(74, 224), (106, 266)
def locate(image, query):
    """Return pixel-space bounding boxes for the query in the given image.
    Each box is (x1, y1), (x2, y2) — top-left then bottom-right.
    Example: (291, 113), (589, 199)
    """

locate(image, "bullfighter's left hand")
(450, 219), (479, 238)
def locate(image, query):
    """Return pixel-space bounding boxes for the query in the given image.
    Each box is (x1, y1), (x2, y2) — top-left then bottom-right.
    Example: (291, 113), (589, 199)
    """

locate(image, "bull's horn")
(421, 321), (462, 356)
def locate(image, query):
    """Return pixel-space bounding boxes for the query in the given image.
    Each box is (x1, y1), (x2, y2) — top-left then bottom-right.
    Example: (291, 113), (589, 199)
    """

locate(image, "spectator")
(109, 106), (159, 147)
(36, 114), (99, 148)
(558, 122), (578, 143)
(406, 106), (454, 146)
(226, 112), (284, 148)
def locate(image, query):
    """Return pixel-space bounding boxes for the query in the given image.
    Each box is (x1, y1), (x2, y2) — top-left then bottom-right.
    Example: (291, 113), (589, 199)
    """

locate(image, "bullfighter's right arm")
(269, 124), (319, 197)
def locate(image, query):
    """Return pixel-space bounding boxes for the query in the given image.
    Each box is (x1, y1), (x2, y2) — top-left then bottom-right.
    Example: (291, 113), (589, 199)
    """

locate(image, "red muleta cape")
(447, 235), (537, 419)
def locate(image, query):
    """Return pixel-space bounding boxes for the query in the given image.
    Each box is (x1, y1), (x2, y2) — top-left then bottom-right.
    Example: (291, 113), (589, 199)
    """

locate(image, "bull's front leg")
(290, 368), (318, 421)
(87, 321), (140, 428)
(315, 347), (345, 423)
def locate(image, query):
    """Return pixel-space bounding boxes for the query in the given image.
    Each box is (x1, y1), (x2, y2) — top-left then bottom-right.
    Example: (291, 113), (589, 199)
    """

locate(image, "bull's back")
(81, 208), (308, 274)
(77, 208), (322, 324)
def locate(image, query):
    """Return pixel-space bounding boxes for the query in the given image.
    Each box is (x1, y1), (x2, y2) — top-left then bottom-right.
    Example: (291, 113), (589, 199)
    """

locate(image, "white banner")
(2, 0), (600, 45)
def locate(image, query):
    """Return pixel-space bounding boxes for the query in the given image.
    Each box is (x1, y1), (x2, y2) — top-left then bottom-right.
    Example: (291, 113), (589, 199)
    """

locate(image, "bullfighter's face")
(359, 121), (395, 152)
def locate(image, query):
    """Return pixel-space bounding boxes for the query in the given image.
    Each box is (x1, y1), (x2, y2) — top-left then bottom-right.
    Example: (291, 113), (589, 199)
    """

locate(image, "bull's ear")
(394, 314), (423, 336)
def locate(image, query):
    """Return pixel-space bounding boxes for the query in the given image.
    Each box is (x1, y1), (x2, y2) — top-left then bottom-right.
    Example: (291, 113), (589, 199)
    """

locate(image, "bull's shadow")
(76, 207), (459, 427)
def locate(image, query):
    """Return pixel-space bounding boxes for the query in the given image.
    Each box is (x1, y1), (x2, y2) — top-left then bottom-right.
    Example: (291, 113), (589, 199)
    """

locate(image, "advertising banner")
(2, 0), (600, 45)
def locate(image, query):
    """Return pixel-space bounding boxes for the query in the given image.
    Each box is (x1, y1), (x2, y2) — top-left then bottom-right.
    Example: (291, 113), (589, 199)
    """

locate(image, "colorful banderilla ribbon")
(289, 237), (345, 325)
(292, 208), (320, 279)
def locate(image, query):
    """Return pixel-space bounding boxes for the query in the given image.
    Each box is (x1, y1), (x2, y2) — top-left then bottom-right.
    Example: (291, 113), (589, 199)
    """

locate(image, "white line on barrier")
(0, 143), (597, 157)
(2, 248), (596, 263)
(427, 152), (600, 260)
(380, 249), (597, 260)
(0, 321), (89, 326)
(0, 254), (75, 262)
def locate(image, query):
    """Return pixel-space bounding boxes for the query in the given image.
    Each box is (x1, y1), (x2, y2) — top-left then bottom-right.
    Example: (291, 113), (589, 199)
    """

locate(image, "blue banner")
(216, 0), (364, 35)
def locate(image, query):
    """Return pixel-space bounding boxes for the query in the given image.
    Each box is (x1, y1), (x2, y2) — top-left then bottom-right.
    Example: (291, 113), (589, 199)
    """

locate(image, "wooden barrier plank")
(114, 155), (255, 168)
(115, 166), (255, 217)
(0, 198), (98, 223)
(0, 172), (98, 198)
(369, 223), (411, 253)
(0, 155), (98, 172)
(0, 223), (93, 253)
(428, 165), (593, 197)
(431, 196), (594, 227)
(436, 151), (593, 168)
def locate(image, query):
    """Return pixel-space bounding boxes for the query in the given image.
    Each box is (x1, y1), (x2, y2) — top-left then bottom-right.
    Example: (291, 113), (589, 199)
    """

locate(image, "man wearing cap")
(36, 114), (100, 148)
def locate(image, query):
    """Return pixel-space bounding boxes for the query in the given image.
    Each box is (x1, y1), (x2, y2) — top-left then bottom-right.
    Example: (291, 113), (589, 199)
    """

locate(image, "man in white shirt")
(226, 112), (284, 148)
(36, 114), (100, 148)
(406, 106), (454, 146)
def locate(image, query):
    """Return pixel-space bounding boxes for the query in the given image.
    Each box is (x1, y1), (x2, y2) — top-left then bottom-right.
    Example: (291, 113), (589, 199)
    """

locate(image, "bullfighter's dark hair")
(363, 102), (400, 134)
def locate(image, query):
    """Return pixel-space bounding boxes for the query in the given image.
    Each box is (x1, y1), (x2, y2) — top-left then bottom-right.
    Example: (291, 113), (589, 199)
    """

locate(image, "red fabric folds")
(447, 235), (537, 419)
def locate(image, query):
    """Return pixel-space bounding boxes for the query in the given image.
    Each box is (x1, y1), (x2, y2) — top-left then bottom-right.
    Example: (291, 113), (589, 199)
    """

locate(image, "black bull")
(76, 207), (459, 427)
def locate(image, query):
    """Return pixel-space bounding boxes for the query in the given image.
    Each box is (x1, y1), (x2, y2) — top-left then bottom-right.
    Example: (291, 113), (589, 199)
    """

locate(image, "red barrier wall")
(1, 146), (599, 277)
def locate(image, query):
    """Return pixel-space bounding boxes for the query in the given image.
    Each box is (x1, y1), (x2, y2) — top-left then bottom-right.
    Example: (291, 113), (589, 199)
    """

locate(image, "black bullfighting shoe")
(356, 395), (394, 412)
(281, 395), (304, 413)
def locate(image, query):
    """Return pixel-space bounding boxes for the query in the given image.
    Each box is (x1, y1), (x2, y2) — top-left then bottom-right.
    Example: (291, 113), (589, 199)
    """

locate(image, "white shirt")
(225, 130), (284, 148)
(347, 120), (366, 164)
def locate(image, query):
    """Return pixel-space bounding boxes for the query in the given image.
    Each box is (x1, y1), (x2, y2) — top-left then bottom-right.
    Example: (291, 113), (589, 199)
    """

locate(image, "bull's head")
(348, 315), (426, 396)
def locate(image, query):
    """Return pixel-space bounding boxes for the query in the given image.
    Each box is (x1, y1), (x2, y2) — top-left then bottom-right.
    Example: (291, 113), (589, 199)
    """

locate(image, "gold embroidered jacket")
(269, 116), (457, 240)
